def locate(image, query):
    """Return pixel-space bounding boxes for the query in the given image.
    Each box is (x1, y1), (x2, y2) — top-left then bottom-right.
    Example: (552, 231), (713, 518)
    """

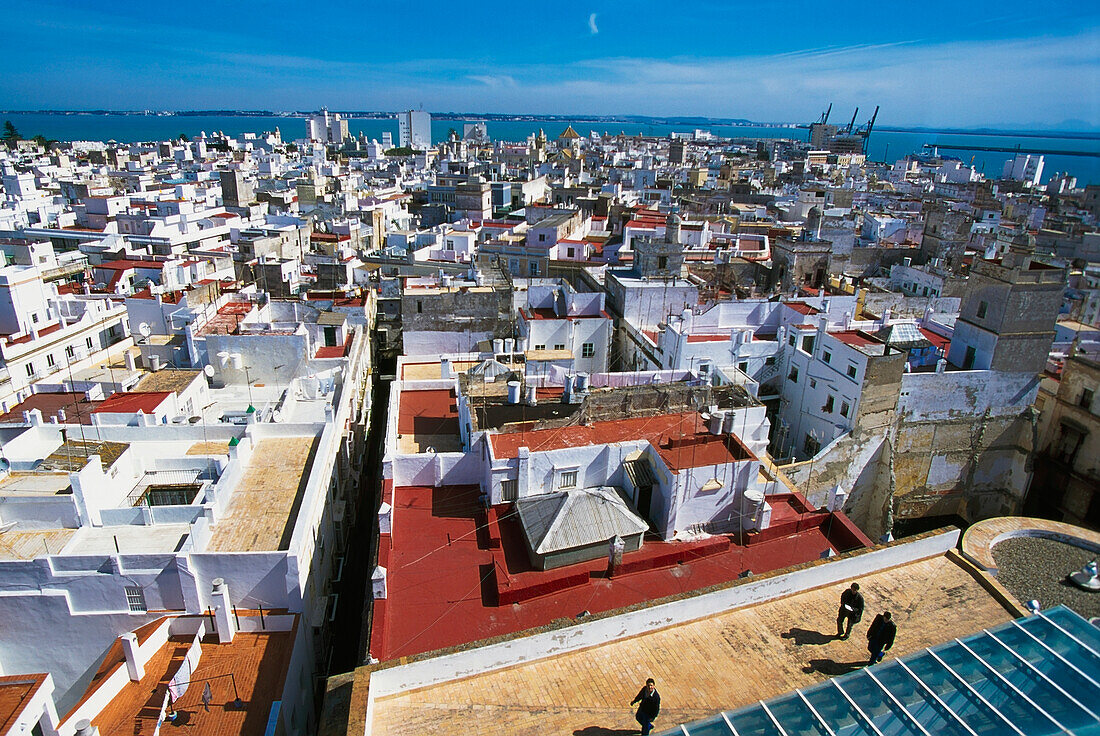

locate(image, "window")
(65, 345), (75, 358)
(840, 401), (850, 418)
(553, 343), (565, 351)
(976, 300), (988, 319)
(534, 344), (546, 351)
(47, 355), (55, 368)
(538, 233), (546, 242)
(765, 356), (776, 366)
(823, 351), (832, 364)
(657, 256), (668, 269)
(801, 335), (815, 354)
(86, 337), (94, 350)
(788, 366), (799, 383)
(530, 262), (540, 276)
(416, 300), (422, 314)
(803, 434), (821, 457)
(963, 345), (976, 370)
(847, 365), (858, 379)
(558, 470), (578, 489)
(788, 335), (796, 347)
(738, 361), (748, 373)
(501, 479), (517, 501)
(31, 313), (39, 323)
(809, 378), (817, 388)
(824, 395), (834, 413)
(1055, 423), (1085, 464)
(567, 247), (575, 258)
(582, 342), (595, 358)
(25, 363), (34, 377)
(125, 586), (147, 612)
(1082, 388), (1095, 410)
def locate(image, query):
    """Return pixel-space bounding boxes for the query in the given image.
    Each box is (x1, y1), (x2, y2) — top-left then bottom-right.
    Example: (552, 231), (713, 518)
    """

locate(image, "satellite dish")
(272, 410), (283, 423)
(203, 365), (215, 377)
(138, 323), (152, 338)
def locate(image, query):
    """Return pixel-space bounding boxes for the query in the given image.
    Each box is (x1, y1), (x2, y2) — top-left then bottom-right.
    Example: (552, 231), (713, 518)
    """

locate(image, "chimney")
(210, 578), (235, 643)
(74, 720), (100, 736)
(372, 566), (388, 599)
(377, 502), (392, 534)
(120, 632), (144, 681)
(124, 351), (137, 371)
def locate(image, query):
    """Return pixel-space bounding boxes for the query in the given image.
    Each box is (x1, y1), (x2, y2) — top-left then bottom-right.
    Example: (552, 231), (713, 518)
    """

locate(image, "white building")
(306, 109), (350, 144)
(515, 279), (613, 376)
(398, 110), (431, 150)
(0, 323), (371, 735)
(1002, 153), (1045, 186)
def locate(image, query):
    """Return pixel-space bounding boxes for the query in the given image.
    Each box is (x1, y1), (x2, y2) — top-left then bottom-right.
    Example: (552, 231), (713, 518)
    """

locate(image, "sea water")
(3, 112), (1097, 185)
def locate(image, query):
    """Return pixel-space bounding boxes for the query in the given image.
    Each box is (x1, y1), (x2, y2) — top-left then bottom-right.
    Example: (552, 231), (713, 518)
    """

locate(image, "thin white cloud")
(466, 74), (517, 88)
(588, 13), (598, 35)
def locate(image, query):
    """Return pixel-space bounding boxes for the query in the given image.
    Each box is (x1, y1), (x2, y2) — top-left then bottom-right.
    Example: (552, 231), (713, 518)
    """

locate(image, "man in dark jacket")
(630, 677), (661, 735)
(866, 611), (897, 665)
(836, 582), (865, 639)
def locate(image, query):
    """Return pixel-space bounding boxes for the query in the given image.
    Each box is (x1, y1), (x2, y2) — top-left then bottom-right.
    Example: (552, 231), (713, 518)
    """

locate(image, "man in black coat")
(866, 611), (897, 665)
(836, 582), (864, 639)
(630, 677), (661, 735)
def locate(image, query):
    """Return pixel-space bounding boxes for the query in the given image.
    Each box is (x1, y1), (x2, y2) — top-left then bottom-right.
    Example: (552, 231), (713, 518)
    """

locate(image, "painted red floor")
(371, 484), (869, 662)
(396, 389), (459, 436)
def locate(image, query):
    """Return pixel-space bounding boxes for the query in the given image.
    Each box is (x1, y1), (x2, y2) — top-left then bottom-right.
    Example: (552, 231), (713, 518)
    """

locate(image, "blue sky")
(3, 0), (1098, 128)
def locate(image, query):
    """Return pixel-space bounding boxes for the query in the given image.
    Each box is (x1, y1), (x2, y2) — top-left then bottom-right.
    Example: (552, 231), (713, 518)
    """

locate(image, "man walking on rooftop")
(866, 611), (897, 665)
(630, 677), (661, 735)
(835, 582), (864, 639)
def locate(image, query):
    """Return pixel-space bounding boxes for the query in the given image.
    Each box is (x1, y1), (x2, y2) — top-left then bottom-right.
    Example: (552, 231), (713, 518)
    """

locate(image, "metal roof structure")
(873, 322), (934, 350)
(516, 486), (648, 554)
(658, 605), (1100, 736)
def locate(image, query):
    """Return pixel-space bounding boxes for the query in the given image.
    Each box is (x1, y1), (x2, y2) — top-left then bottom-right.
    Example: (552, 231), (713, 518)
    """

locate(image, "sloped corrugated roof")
(517, 486), (649, 555)
(466, 359), (517, 380)
(873, 322), (933, 349)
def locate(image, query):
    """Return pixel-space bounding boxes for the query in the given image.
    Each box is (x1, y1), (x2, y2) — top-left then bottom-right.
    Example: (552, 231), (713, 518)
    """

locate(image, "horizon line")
(2, 110), (1098, 136)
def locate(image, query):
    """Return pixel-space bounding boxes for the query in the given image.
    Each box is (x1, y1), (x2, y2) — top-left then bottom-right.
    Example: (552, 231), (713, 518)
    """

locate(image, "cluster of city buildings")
(0, 108), (1097, 735)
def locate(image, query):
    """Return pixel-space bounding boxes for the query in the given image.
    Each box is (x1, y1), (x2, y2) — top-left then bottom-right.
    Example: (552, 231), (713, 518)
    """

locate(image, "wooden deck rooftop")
(207, 436), (317, 552)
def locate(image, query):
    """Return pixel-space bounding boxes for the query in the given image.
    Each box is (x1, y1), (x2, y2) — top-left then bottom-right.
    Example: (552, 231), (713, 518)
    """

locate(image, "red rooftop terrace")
(370, 479), (871, 663)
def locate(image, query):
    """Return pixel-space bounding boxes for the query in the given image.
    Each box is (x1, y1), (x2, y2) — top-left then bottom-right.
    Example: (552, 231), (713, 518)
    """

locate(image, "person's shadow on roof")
(781, 627), (835, 645)
(802, 657), (865, 675)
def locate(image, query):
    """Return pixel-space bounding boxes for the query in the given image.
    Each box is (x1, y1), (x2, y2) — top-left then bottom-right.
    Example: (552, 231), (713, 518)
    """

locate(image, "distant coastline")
(2, 110), (1096, 139)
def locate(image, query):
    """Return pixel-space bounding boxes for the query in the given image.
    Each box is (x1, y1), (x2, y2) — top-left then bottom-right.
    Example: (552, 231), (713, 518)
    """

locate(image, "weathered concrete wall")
(783, 369), (1040, 538)
(401, 287), (513, 344)
(861, 292), (961, 319)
